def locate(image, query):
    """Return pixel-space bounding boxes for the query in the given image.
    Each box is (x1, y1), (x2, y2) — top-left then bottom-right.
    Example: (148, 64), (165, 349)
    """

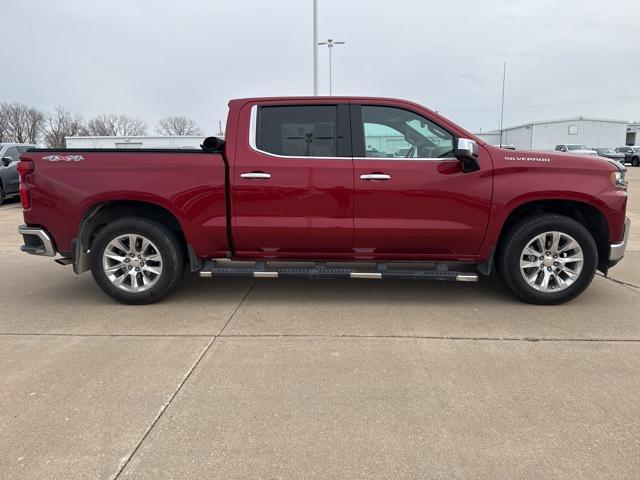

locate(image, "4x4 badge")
(42, 155), (84, 162)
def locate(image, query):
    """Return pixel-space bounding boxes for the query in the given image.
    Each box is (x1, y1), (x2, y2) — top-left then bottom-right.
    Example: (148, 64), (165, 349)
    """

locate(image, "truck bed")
(20, 149), (229, 258)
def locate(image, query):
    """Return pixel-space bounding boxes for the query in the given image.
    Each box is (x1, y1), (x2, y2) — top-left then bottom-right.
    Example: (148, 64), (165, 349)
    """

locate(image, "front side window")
(360, 106), (454, 158)
(3, 146), (19, 162)
(256, 105), (338, 157)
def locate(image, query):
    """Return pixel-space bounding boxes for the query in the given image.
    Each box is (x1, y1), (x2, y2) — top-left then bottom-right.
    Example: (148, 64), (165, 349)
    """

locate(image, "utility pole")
(499, 62), (506, 148)
(318, 38), (345, 95)
(313, 0), (319, 95)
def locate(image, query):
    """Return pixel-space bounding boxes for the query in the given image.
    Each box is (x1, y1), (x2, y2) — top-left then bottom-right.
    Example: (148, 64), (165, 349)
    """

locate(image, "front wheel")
(90, 217), (185, 304)
(496, 215), (597, 305)
(632, 156), (639, 167)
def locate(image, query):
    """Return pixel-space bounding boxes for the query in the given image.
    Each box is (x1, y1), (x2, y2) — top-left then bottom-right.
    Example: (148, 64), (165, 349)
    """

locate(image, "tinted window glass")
(257, 106), (338, 157)
(361, 106), (453, 158)
(3, 146), (19, 162)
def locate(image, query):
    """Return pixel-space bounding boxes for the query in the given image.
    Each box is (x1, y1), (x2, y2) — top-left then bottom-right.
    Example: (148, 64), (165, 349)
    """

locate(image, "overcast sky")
(3, 0), (639, 134)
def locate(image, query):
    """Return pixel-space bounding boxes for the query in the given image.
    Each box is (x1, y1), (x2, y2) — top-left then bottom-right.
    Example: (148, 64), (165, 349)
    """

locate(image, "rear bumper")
(609, 217), (630, 264)
(18, 225), (56, 257)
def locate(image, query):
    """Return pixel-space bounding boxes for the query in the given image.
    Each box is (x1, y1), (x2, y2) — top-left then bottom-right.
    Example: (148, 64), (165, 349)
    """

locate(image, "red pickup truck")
(17, 96), (630, 305)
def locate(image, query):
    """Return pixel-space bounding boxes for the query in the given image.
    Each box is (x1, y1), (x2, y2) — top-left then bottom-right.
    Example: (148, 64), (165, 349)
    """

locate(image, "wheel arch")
(79, 199), (186, 249)
(74, 200), (189, 274)
(495, 199), (609, 273)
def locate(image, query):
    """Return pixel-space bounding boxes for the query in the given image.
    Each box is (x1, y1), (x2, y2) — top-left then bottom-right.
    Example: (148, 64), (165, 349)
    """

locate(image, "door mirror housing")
(454, 138), (480, 172)
(2, 157), (13, 167)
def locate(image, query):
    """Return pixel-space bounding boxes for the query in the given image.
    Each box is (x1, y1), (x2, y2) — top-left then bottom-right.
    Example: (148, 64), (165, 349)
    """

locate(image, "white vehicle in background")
(554, 144), (598, 155)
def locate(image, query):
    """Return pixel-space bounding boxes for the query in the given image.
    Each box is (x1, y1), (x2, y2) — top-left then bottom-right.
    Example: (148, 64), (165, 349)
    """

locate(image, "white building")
(475, 117), (628, 150)
(65, 135), (212, 149)
(627, 122), (640, 146)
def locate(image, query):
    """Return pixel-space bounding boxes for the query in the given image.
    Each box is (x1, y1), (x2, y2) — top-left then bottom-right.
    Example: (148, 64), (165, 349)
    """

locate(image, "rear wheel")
(632, 156), (639, 167)
(90, 217), (185, 304)
(497, 215), (597, 304)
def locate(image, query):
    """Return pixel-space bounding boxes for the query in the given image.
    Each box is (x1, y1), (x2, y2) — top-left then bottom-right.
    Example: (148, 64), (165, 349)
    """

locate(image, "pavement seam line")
(218, 334), (640, 343)
(596, 272), (640, 290)
(109, 279), (258, 480)
(2, 332), (640, 343)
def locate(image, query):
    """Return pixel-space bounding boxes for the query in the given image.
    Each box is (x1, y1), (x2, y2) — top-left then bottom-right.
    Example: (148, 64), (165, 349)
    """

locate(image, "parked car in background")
(554, 144), (598, 155)
(0, 143), (36, 204)
(593, 147), (626, 162)
(615, 146), (640, 166)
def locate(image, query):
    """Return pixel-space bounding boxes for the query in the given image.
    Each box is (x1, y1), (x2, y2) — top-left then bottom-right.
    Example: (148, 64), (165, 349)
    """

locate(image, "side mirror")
(201, 136), (225, 153)
(2, 157), (13, 167)
(454, 138), (480, 173)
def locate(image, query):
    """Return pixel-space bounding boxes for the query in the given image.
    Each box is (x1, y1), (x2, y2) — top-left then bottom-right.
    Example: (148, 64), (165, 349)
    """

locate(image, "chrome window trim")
(248, 104), (459, 162)
(249, 104), (344, 160)
(353, 157), (457, 162)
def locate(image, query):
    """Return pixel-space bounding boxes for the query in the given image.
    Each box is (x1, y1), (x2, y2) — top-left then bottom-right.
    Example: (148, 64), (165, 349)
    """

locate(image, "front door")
(232, 102), (354, 258)
(351, 104), (493, 260)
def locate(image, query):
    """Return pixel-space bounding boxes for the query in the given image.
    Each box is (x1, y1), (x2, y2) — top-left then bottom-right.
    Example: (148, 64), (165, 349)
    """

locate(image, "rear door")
(231, 102), (354, 257)
(351, 103), (493, 259)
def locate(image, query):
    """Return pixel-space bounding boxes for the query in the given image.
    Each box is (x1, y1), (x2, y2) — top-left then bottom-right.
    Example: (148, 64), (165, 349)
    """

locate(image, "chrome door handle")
(241, 172), (271, 179)
(360, 173), (391, 181)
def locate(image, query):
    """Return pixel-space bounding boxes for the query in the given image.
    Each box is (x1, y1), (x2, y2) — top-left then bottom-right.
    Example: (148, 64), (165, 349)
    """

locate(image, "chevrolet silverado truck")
(17, 97), (630, 305)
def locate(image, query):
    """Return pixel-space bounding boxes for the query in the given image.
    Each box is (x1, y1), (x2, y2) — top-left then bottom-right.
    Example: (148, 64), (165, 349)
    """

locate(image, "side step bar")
(198, 260), (478, 282)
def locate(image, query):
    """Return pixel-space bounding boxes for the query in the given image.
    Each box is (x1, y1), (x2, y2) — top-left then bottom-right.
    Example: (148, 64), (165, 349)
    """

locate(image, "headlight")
(611, 170), (627, 190)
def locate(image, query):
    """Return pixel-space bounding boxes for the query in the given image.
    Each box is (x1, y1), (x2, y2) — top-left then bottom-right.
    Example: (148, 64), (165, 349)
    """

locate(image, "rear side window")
(256, 106), (339, 157)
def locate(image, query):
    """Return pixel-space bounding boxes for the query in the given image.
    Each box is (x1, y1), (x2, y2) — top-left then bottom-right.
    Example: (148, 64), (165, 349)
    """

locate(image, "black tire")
(0, 184), (4, 206)
(90, 217), (185, 304)
(632, 156), (639, 167)
(496, 214), (597, 305)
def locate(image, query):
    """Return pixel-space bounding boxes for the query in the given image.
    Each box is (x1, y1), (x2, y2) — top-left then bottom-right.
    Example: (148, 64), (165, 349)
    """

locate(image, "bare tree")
(155, 116), (202, 136)
(43, 106), (86, 148)
(87, 113), (147, 136)
(0, 103), (8, 142)
(2, 103), (45, 143)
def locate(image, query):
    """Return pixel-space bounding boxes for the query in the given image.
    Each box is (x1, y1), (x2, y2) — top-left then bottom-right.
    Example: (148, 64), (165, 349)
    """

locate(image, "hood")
(492, 147), (618, 172)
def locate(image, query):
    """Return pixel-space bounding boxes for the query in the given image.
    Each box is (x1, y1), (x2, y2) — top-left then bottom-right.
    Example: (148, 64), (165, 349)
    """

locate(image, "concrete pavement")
(0, 169), (638, 479)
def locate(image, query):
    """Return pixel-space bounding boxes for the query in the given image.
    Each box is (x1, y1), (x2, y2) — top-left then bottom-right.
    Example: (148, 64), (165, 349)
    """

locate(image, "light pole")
(318, 38), (345, 95)
(313, 0), (319, 96)
(499, 62), (506, 148)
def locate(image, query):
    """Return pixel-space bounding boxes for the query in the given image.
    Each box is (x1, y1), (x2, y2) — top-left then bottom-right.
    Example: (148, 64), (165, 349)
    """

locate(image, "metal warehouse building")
(65, 135), (210, 149)
(475, 117), (628, 150)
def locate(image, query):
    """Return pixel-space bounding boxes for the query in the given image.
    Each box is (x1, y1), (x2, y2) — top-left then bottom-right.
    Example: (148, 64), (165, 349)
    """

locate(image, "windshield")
(567, 145), (589, 150)
(597, 148), (616, 154)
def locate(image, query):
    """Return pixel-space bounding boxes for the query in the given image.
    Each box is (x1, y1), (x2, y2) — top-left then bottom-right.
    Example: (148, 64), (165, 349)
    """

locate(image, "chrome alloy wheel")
(519, 231), (584, 293)
(102, 234), (163, 292)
